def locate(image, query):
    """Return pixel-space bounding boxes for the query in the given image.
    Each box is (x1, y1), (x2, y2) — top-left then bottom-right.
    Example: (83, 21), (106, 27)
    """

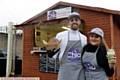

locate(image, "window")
(39, 54), (59, 73)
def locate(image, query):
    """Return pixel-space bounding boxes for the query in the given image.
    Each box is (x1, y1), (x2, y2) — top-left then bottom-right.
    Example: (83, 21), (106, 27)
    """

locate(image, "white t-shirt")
(53, 29), (87, 60)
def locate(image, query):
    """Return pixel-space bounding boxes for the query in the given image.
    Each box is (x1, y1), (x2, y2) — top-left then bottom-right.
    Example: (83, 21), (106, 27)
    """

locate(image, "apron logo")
(67, 48), (81, 62)
(83, 62), (96, 71)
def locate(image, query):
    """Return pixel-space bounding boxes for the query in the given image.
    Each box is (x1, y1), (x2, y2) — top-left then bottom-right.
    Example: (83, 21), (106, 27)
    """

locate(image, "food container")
(107, 49), (116, 63)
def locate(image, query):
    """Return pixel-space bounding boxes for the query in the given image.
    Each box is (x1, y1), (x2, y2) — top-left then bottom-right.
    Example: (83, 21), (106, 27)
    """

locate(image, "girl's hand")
(108, 57), (116, 68)
(107, 49), (116, 63)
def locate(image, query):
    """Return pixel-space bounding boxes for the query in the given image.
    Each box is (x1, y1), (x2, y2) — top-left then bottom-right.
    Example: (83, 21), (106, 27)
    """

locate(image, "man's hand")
(43, 38), (61, 50)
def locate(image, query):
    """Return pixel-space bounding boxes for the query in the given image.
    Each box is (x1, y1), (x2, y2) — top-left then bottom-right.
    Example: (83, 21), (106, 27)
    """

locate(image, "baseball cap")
(68, 12), (80, 20)
(89, 28), (104, 38)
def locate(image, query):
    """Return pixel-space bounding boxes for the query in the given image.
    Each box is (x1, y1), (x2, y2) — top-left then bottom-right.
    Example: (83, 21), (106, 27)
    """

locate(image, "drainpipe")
(6, 22), (14, 77)
(110, 14), (114, 49)
(11, 26), (16, 76)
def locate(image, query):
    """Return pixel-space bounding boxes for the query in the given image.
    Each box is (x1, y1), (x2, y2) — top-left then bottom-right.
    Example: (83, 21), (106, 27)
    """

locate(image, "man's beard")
(71, 27), (78, 30)
(71, 23), (79, 30)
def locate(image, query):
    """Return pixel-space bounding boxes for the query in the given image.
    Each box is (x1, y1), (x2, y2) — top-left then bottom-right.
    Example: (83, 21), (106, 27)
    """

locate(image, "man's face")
(69, 17), (81, 30)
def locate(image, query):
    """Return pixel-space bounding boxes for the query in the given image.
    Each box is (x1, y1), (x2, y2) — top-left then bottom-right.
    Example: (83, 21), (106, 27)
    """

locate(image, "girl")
(81, 28), (114, 80)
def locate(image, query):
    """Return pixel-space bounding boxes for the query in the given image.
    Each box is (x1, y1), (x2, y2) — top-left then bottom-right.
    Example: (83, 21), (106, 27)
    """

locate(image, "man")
(46, 12), (87, 80)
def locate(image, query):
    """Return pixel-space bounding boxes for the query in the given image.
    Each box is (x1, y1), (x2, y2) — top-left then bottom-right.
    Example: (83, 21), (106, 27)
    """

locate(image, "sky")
(0, 0), (120, 26)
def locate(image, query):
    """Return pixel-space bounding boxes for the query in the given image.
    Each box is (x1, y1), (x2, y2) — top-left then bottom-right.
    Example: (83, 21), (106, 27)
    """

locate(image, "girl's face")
(89, 33), (102, 46)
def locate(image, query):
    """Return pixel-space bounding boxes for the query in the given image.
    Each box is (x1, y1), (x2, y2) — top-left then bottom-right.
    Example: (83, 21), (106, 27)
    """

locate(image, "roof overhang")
(16, 1), (120, 27)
